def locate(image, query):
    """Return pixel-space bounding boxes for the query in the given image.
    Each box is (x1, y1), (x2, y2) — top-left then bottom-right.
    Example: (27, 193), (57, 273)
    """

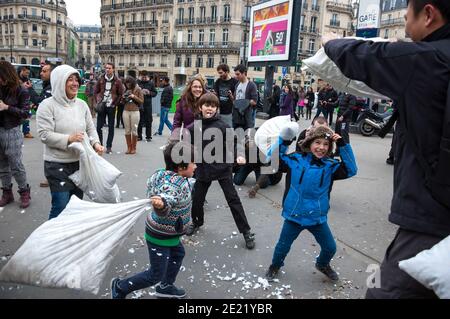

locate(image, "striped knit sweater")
(145, 169), (192, 245)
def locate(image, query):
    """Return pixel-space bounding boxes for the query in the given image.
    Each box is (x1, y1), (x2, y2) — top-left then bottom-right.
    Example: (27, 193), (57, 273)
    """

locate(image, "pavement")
(0, 114), (397, 299)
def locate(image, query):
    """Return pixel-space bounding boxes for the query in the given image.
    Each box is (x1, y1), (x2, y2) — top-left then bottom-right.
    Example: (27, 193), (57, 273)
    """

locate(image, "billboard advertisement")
(357, 0), (381, 30)
(248, 0), (294, 63)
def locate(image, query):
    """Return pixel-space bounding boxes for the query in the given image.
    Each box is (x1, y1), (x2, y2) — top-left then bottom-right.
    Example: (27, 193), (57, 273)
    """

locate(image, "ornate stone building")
(380, 0), (408, 40)
(0, 0), (70, 64)
(76, 25), (101, 70)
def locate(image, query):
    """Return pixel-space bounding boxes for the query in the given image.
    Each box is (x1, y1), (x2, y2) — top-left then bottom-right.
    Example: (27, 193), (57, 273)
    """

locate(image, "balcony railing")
(16, 14), (51, 23)
(326, 1), (353, 14)
(101, 0), (174, 12)
(126, 20), (158, 29)
(172, 42), (240, 50)
(329, 20), (341, 27)
(99, 43), (171, 51)
(380, 18), (405, 27)
(311, 5), (320, 11)
(220, 16), (231, 23)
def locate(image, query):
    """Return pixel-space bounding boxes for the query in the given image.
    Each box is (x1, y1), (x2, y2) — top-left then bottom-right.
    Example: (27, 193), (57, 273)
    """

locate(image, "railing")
(311, 4), (320, 11)
(172, 42), (240, 50)
(99, 43), (171, 51)
(329, 20), (341, 27)
(380, 18), (405, 27)
(326, 1), (353, 13)
(16, 14), (51, 23)
(126, 20), (158, 28)
(220, 16), (231, 23)
(101, 0), (174, 12)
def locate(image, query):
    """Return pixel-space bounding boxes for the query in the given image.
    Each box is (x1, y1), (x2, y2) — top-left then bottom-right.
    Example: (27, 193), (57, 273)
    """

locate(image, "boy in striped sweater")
(111, 141), (196, 299)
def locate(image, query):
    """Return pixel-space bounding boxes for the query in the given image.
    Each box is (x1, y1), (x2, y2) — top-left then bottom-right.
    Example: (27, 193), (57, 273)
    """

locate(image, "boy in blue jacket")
(265, 124), (357, 282)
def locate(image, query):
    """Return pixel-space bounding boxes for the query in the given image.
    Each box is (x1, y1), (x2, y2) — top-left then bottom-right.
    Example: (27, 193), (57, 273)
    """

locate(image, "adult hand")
(68, 132), (84, 144)
(237, 156), (247, 165)
(0, 101), (9, 111)
(94, 143), (105, 156)
(338, 116), (344, 122)
(150, 196), (164, 210)
(23, 81), (33, 89)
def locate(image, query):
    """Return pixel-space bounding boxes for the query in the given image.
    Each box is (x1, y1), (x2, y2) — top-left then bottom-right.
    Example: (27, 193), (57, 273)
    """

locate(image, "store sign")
(248, 0), (294, 63)
(357, 0), (381, 30)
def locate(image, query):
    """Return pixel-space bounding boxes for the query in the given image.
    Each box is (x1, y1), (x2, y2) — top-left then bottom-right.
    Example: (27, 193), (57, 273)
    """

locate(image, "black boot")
(265, 265), (280, 282)
(243, 231), (255, 250)
(315, 264), (339, 282)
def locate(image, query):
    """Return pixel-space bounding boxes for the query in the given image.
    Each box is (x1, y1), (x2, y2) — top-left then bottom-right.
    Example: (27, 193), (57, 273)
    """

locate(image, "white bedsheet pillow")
(399, 235), (450, 299)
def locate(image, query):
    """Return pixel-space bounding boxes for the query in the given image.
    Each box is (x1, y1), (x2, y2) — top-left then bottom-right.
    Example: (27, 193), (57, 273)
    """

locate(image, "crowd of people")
(0, 0), (448, 300)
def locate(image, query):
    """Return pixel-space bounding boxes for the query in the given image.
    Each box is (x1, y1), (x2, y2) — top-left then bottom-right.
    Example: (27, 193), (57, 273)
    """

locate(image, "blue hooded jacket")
(277, 138), (357, 226)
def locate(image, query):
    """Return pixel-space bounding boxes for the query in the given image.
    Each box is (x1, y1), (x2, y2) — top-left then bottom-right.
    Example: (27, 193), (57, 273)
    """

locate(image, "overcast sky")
(66, 0), (101, 26)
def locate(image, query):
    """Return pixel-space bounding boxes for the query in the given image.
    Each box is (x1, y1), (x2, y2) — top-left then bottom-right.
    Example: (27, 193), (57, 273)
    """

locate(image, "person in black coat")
(324, 0), (450, 299)
(185, 93), (255, 250)
(268, 84), (281, 119)
(137, 70), (157, 141)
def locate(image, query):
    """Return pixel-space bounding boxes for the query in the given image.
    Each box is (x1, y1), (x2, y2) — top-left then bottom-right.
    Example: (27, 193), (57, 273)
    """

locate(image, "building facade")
(0, 0), (70, 65)
(75, 25), (101, 70)
(380, 0), (408, 40)
(99, 0), (355, 89)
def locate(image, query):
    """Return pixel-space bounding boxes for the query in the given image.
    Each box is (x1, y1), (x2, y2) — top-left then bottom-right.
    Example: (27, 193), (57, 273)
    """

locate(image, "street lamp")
(49, 0), (65, 58)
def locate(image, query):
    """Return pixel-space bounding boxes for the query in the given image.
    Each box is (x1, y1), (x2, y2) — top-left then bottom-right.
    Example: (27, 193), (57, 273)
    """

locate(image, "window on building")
(151, 11), (156, 23)
(209, 29), (215, 46)
(199, 29), (204, 46)
(220, 55), (227, 65)
(185, 55), (192, 67)
(141, 12), (146, 22)
(175, 55), (181, 67)
(32, 24), (37, 32)
(224, 4), (231, 21)
(187, 30), (193, 45)
(211, 5), (217, 22)
(200, 7), (206, 22)
(308, 38), (315, 53)
(196, 55), (203, 68)
(222, 28), (228, 45)
(310, 16), (317, 32)
(163, 10), (169, 22)
(151, 34), (156, 45)
(178, 8), (184, 22)
(23, 38), (28, 46)
(299, 36), (303, 52)
(207, 55), (214, 68)
(163, 33), (168, 46)
(110, 16), (114, 27)
(42, 10), (46, 19)
(32, 39), (38, 46)
(42, 40), (47, 47)
(384, 29), (389, 39)
(188, 7), (194, 23)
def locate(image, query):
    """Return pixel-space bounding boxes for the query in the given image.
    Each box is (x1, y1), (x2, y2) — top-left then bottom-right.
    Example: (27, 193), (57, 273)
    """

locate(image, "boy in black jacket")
(186, 92), (255, 249)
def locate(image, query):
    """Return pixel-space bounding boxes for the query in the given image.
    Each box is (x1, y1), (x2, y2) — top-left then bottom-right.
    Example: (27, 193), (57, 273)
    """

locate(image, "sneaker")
(315, 264), (339, 282)
(185, 223), (200, 236)
(106, 148), (113, 154)
(154, 131), (162, 136)
(137, 137), (143, 141)
(146, 137), (152, 142)
(24, 133), (34, 138)
(110, 278), (126, 299)
(386, 157), (394, 165)
(265, 265), (280, 282)
(243, 231), (255, 250)
(155, 283), (186, 299)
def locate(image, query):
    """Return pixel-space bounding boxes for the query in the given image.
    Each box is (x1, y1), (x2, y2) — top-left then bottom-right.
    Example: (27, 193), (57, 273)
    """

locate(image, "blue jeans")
(117, 241), (185, 296)
(22, 120), (30, 134)
(49, 189), (83, 220)
(158, 107), (173, 135)
(272, 220), (337, 268)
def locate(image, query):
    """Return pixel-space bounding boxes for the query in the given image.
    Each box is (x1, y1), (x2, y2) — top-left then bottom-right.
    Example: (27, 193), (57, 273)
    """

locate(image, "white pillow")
(399, 235), (450, 299)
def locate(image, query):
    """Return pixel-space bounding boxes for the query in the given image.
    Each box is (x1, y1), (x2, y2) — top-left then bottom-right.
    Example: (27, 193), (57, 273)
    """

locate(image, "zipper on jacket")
(319, 170), (325, 188)
(299, 168), (306, 185)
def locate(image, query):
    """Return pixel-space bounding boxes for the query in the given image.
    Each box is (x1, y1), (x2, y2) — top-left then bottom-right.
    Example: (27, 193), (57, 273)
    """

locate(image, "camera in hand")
(123, 92), (134, 104)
